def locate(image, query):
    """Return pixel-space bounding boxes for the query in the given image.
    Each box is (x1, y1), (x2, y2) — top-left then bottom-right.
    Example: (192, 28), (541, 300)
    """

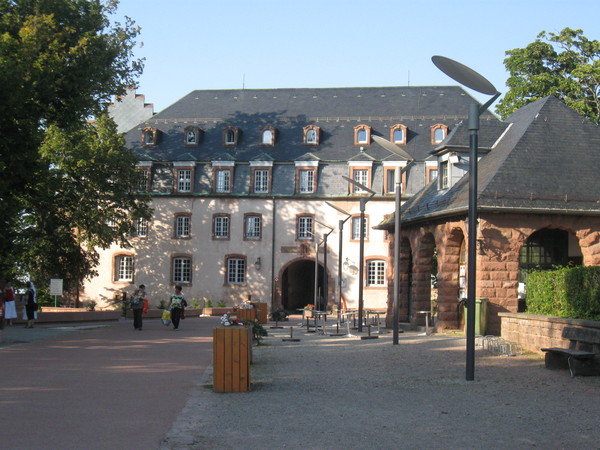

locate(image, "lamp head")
(432, 55), (498, 96)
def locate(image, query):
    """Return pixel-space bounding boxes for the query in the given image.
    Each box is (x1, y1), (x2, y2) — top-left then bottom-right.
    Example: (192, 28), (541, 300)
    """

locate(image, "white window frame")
(254, 169), (269, 193)
(177, 169), (192, 192)
(227, 258), (246, 284)
(137, 169), (149, 192)
(173, 257), (191, 283)
(297, 216), (313, 240)
(299, 169), (315, 193)
(216, 169), (231, 193)
(175, 216), (190, 238)
(245, 215), (261, 239)
(367, 260), (386, 286)
(353, 169), (369, 193)
(440, 161), (449, 189)
(351, 216), (368, 240)
(214, 215), (230, 239)
(134, 218), (148, 238)
(115, 255), (134, 282)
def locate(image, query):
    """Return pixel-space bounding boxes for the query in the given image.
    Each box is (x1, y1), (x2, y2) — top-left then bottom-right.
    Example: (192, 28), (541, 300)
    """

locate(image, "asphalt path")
(0, 316), (219, 450)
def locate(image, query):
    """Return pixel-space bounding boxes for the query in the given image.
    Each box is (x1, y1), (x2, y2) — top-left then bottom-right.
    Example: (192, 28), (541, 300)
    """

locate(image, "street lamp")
(343, 176), (375, 332)
(372, 135), (414, 345)
(432, 55), (501, 381)
(314, 219), (334, 311)
(325, 201), (352, 322)
(308, 232), (324, 312)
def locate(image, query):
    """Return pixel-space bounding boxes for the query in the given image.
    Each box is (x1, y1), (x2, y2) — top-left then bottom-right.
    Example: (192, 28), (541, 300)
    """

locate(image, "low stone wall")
(125, 308), (203, 319)
(499, 312), (600, 354)
(13, 307), (121, 324)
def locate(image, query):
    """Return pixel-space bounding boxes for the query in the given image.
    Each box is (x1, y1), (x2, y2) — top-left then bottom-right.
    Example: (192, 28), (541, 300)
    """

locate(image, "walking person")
(24, 281), (37, 328)
(130, 284), (147, 331)
(4, 281), (17, 326)
(167, 285), (187, 331)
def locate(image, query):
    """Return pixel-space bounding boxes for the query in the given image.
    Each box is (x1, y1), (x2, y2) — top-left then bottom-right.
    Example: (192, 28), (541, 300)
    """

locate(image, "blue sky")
(114, 0), (599, 112)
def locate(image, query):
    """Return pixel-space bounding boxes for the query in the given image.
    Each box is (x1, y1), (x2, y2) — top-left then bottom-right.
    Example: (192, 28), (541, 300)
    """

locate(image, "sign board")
(50, 279), (63, 296)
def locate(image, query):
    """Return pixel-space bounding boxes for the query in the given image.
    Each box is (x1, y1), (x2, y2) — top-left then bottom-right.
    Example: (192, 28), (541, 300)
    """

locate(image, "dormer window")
(354, 124), (371, 145)
(304, 125), (321, 145)
(431, 124), (449, 145)
(439, 160), (449, 189)
(184, 127), (201, 146)
(261, 127), (276, 146)
(142, 127), (158, 146)
(390, 124), (407, 145)
(223, 126), (239, 146)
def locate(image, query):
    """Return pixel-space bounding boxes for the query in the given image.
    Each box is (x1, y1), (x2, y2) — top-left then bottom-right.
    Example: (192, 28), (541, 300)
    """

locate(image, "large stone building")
(84, 86), (498, 312)
(378, 96), (600, 335)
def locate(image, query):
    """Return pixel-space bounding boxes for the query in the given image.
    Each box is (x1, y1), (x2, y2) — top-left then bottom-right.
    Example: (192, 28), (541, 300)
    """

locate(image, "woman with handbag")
(24, 281), (37, 328)
(130, 284), (147, 331)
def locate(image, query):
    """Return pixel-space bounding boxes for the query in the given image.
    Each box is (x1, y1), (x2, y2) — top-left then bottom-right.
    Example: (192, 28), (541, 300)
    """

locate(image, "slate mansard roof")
(124, 86), (499, 164)
(383, 96), (600, 228)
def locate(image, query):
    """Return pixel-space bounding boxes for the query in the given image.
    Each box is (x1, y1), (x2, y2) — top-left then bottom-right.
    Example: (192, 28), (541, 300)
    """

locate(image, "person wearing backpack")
(130, 284), (147, 331)
(167, 285), (187, 331)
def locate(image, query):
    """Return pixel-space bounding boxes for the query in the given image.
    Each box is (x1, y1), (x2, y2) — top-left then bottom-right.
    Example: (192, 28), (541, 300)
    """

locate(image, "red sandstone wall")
(386, 213), (600, 336)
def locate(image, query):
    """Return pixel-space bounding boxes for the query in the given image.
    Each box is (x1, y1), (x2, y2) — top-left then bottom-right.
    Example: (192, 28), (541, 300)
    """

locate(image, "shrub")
(526, 266), (600, 320)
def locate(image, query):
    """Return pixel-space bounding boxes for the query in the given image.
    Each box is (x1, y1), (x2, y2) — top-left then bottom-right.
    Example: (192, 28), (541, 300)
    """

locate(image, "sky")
(113, 0), (600, 113)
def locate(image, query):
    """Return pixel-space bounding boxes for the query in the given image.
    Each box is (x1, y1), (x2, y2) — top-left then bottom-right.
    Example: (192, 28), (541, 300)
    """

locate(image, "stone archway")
(435, 226), (465, 331)
(278, 258), (325, 311)
(518, 227), (584, 311)
(411, 232), (436, 326)
(386, 237), (413, 327)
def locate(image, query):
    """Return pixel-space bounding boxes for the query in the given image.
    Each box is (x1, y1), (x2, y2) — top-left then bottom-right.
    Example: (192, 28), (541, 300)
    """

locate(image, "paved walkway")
(2, 316), (600, 449)
(0, 316), (218, 450)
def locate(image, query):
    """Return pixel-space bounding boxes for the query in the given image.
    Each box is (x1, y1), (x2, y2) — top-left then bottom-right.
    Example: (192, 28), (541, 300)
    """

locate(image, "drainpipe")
(271, 197), (276, 309)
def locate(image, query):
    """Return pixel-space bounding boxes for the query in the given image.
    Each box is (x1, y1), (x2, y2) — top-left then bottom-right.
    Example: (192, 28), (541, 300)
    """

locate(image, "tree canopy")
(496, 28), (600, 123)
(0, 0), (150, 296)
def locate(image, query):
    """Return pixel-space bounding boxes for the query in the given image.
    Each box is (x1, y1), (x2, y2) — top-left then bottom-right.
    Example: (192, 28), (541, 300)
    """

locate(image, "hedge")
(526, 266), (600, 320)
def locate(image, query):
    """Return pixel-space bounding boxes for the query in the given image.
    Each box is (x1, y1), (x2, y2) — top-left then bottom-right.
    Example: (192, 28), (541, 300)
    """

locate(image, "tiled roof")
(381, 96), (600, 229)
(124, 86), (499, 163)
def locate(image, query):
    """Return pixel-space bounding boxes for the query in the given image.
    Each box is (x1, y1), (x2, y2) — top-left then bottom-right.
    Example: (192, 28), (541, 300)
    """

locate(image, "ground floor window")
(115, 255), (134, 282)
(227, 257), (246, 284)
(173, 257), (191, 283)
(366, 260), (386, 286)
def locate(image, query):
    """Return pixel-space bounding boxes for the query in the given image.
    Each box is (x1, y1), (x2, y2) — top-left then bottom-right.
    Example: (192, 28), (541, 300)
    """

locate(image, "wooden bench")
(541, 326), (600, 377)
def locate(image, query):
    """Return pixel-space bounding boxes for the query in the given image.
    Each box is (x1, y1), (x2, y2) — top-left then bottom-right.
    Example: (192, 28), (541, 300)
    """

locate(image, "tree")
(19, 114), (152, 297)
(0, 0), (148, 296)
(496, 28), (600, 123)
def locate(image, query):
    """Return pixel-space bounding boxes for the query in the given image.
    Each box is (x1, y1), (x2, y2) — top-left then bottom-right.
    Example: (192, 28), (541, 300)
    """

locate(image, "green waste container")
(463, 297), (488, 336)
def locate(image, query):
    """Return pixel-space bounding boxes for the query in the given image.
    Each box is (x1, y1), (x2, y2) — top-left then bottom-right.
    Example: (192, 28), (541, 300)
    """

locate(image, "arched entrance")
(281, 259), (324, 311)
(411, 233), (436, 326)
(519, 228), (583, 311)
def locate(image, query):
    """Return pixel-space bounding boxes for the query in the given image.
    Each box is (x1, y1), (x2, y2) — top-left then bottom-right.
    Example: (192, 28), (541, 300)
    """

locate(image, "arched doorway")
(411, 233), (436, 326)
(281, 259), (324, 311)
(519, 228), (583, 311)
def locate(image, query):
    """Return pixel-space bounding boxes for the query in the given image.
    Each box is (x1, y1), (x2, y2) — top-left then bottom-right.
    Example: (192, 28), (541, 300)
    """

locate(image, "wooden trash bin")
(236, 307), (256, 321)
(213, 326), (251, 392)
(255, 302), (268, 324)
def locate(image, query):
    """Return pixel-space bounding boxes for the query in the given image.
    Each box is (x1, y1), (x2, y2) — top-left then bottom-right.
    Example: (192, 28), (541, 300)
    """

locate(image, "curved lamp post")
(314, 219), (334, 311)
(432, 56), (501, 381)
(342, 176), (375, 332)
(372, 135), (414, 345)
(325, 201), (352, 319)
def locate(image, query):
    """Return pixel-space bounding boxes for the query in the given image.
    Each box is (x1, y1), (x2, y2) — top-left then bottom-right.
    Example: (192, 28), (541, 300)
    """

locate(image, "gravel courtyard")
(162, 326), (600, 450)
